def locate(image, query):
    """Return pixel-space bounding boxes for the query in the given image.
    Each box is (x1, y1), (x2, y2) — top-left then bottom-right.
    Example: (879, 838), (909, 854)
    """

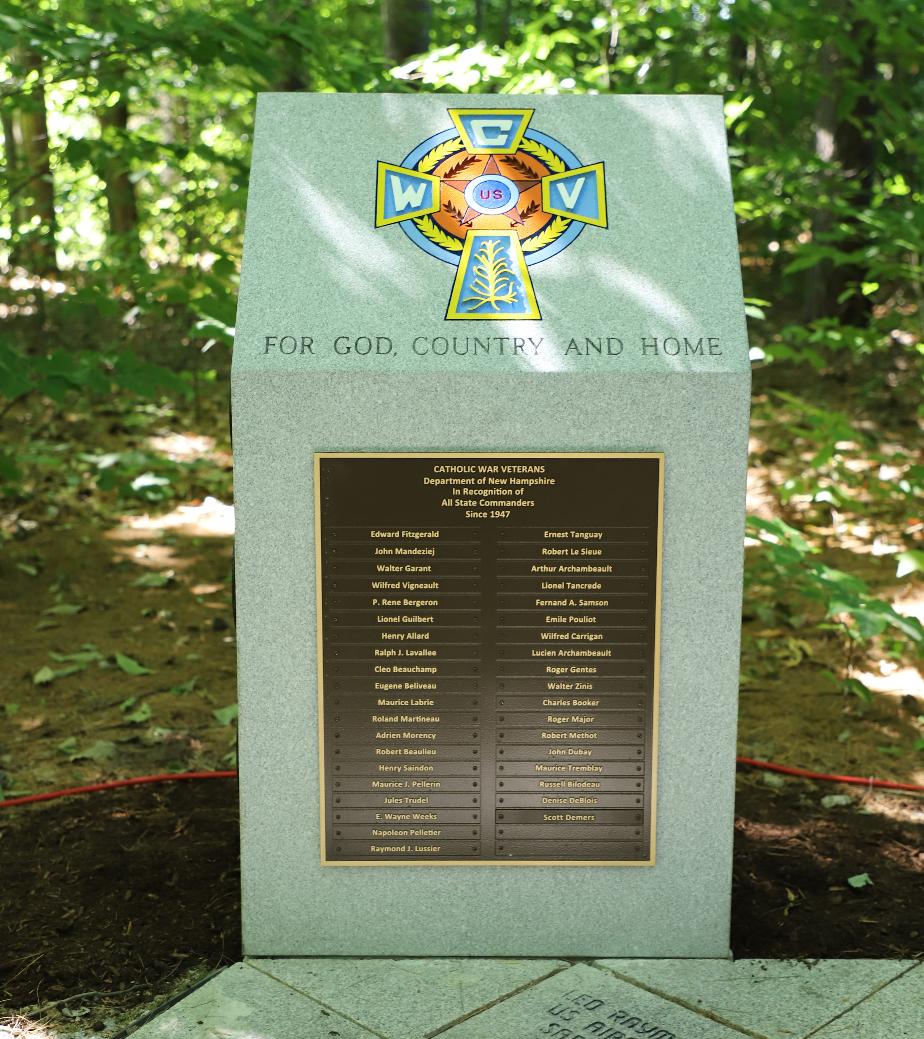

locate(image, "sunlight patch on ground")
(859, 790), (924, 827)
(852, 662), (924, 699)
(734, 819), (805, 842)
(111, 541), (190, 571)
(892, 585), (924, 624)
(191, 582), (225, 595)
(146, 431), (232, 466)
(746, 434), (784, 520)
(0, 1018), (58, 1039)
(107, 497), (235, 541)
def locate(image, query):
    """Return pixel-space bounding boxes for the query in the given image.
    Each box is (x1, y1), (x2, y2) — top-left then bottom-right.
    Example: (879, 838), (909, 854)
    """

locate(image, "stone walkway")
(126, 956), (922, 1038)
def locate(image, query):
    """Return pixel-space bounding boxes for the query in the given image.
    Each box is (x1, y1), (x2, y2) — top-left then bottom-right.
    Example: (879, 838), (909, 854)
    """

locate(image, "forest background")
(0, 0), (923, 1032)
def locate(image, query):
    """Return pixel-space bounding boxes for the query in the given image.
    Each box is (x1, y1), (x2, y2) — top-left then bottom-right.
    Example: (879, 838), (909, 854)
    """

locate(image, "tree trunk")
(382, 0), (431, 64)
(1, 108), (26, 270)
(804, 20), (877, 324)
(10, 48), (57, 275)
(804, 38), (839, 322)
(98, 92), (140, 257)
(270, 0), (312, 90)
(833, 19), (877, 325)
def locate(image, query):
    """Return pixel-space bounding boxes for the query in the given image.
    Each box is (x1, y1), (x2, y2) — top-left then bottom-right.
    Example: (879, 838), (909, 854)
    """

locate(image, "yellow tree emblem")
(462, 239), (520, 312)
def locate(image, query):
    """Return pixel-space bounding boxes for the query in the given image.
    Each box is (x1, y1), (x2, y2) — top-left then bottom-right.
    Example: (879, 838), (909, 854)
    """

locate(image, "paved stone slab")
(129, 961), (378, 1038)
(594, 957), (917, 1039)
(439, 961), (751, 1038)
(810, 963), (923, 1038)
(250, 956), (567, 1039)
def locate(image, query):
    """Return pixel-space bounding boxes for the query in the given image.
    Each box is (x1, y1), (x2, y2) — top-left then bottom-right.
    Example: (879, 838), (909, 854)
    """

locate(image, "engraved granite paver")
(250, 956), (568, 1039)
(595, 957), (917, 1039)
(439, 961), (752, 1038)
(810, 962), (923, 1038)
(128, 961), (379, 1038)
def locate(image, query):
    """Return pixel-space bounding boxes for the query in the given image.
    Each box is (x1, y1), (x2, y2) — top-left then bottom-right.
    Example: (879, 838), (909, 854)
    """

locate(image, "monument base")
(124, 956), (923, 1038)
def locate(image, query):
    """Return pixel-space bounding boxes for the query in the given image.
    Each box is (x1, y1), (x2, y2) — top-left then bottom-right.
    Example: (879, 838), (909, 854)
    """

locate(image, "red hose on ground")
(735, 756), (924, 793)
(1, 759), (922, 809)
(0, 770), (237, 808)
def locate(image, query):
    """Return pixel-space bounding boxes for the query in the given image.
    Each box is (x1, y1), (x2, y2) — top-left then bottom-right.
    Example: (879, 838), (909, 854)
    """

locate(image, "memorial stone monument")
(232, 93), (750, 957)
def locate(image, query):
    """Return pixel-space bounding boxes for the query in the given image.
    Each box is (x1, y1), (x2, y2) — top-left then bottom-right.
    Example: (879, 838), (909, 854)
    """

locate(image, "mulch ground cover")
(1, 777), (921, 1025)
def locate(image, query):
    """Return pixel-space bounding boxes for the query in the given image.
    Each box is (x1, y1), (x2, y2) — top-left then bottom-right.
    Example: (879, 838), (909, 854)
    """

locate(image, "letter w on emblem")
(391, 175), (428, 212)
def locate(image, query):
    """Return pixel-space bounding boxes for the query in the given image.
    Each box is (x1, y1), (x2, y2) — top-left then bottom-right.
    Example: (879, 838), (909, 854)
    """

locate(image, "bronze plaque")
(315, 453), (663, 866)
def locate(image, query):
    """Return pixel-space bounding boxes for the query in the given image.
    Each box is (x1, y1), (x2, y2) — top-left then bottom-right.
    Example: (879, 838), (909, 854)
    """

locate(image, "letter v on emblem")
(542, 162), (607, 227)
(556, 176), (586, 209)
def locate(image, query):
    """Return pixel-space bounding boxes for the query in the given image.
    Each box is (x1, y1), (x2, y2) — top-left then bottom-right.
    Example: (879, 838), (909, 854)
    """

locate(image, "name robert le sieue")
(261, 335), (724, 358)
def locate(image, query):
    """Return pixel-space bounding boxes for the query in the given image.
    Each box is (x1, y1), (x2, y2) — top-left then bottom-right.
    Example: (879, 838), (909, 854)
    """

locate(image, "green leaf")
(49, 646), (102, 665)
(170, 676), (198, 695)
(132, 571), (176, 588)
(70, 739), (118, 763)
(42, 603), (84, 616)
(896, 551), (924, 579)
(821, 794), (852, 809)
(842, 678), (873, 703)
(212, 704), (239, 726)
(16, 563), (38, 577)
(124, 702), (152, 725)
(847, 872), (873, 889)
(115, 651), (153, 676)
(33, 666), (56, 685)
(56, 737), (78, 754)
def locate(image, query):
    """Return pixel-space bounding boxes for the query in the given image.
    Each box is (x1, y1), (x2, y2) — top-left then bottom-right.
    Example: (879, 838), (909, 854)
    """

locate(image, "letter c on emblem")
(470, 118), (512, 146)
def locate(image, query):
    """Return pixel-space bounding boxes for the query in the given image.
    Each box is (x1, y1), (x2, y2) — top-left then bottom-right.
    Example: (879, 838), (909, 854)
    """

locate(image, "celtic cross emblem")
(374, 109), (607, 320)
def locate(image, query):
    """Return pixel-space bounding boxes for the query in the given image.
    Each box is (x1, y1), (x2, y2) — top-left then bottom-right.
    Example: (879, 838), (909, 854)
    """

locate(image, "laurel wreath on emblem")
(411, 134), (572, 256)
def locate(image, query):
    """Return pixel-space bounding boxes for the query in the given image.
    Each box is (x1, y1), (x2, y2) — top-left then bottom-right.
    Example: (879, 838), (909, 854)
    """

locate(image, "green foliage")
(0, 339), (189, 424)
(1, 0), (922, 766)
(746, 516), (923, 649)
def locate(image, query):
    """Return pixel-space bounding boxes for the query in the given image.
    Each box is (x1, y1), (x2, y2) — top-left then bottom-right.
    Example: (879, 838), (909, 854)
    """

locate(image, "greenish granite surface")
(235, 93), (748, 375)
(232, 93), (751, 956)
(251, 956), (567, 1038)
(595, 958), (918, 1038)
(809, 964), (923, 1038)
(128, 962), (377, 1038)
(439, 961), (752, 1038)
(232, 372), (749, 955)
(130, 959), (924, 1039)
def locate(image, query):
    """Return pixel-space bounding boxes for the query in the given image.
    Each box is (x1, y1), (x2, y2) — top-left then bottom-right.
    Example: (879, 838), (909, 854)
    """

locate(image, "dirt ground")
(0, 776), (920, 1036)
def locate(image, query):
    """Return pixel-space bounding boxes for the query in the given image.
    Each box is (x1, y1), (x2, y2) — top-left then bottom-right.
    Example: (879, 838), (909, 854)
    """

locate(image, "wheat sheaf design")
(522, 214), (570, 253)
(417, 136), (466, 174)
(413, 213), (464, 252)
(462, 239), (519, 312)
